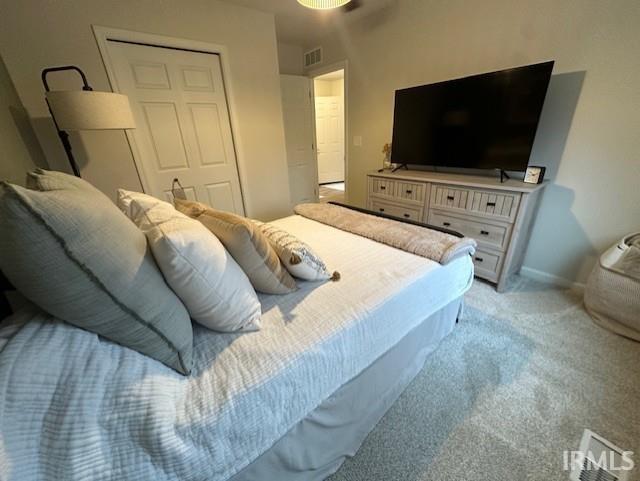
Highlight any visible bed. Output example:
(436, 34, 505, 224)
(0, 214, 473, 481)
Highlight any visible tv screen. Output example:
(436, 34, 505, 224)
(390, 61, 554, 172)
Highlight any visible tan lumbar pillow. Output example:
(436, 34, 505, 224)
(174, 199, 297, 295)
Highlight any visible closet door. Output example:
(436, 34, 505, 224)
(107, 41, 244, 214)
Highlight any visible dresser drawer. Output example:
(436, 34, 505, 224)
(428, 210, 511, 251)
(369, 177, 396, 198)
(370, 199, 422, 222)
(431, 185, 470, 211)
(472, 249, 502, 282)
(394, 180, 426, 202)
(431, 184, 520, 222)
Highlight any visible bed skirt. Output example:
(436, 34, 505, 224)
(230, 297, 463, 481)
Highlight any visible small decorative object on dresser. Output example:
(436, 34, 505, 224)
(366, 170, 547, 291)
(524, 166, 546, 184)
(382, 143, 392, 169)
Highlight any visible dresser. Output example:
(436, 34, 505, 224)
(366, 170, 547, 292)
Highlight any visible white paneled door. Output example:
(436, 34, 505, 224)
(106, 41, 244, 214)
(280, 75, 318, 207)
(315, 96, 344, 184)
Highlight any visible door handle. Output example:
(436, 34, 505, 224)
(380, 186, 386, 190)
(480, 230, 489, 235)
(171, 178, 186, 200)
(486, 202, 496, 207)
(443, 222, 451, 227)
(379, 208, 385, 212)
(403, 213, 410, 218)
(405, 189, 412, 194)
(447, 195, 455, 201)
(475, 257, 484, 262)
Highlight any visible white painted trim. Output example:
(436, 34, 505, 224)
(307, 60, 347, 79)
(308, 60, 349, 200)
(520, 266, 585, 290)
(91, 25, 247, 214)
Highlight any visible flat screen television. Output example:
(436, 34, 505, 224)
(390, 61, 554, 172)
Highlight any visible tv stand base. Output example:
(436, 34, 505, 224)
(499, 169, 511, 183)
(391, 163, 409, 173)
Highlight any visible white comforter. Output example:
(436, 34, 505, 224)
(0, 216, 473, 480)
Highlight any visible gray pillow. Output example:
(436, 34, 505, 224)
(0, 170, 193, 375)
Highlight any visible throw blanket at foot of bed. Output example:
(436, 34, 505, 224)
(294, 203, 476, 264)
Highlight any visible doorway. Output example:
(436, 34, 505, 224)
(313, 68, 345, 203)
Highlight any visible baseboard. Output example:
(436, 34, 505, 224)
(520, 266, 585, 290)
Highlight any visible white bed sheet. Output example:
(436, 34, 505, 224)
(0, 215, 473, 481)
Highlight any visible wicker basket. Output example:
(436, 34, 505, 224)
(584, 233, 640, 342)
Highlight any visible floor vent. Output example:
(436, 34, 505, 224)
(304, 47, 323, 68)
(570, 430, 632, 481)
(578, 457, 618, 481)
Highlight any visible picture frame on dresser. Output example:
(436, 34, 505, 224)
(366, 170, 547, 292)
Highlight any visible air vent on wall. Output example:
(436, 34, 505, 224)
(569, 430, 633, 481)
(304, 47, 323, 68)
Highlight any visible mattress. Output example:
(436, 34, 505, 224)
(0, 215, 473, 481)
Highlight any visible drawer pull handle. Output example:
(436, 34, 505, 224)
(475, 257, 484, 262)
(380, 186, 386, 190)
(443, 222, 451, 227)
(379, 208, 385, 212)
(480, 230, 489, 235)
(403, 213, 410, 218)
(486, 202, 496, 207)
(447, 195, 455, 201)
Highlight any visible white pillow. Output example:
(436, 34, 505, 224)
(118, 190, 261, 332)
(252, 220, 339, 282)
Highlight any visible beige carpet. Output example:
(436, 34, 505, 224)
(329, 276, 640, 480)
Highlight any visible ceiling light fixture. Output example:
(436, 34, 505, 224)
(296, 0, 351, 10)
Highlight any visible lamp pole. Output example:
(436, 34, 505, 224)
(41, 66, 93, 177)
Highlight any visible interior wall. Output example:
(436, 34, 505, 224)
(310, 0, 640, 284)
(277, 42, 304, 75)
(0, 0, 291, 220)
(0, 54, 46, 185)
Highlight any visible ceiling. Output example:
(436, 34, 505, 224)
(222, 0, 395, 45)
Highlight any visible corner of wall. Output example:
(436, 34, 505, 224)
(277, 42, 304, 75)
(0, 54, 47, 185)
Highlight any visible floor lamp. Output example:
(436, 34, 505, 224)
(42, 65, 136, 177)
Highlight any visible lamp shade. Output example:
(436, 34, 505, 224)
(296, 0, 351, 9)
(45, 90, 136, 130)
